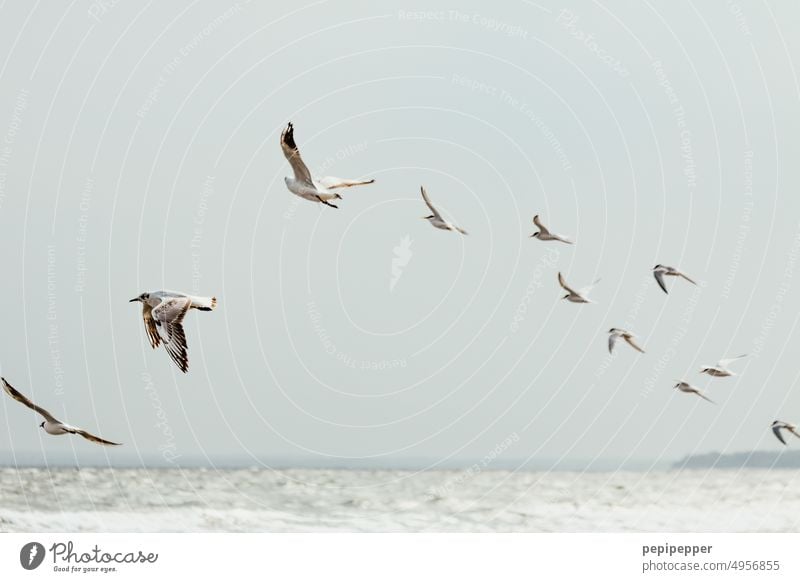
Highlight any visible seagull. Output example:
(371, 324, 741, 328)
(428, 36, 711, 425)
(420, 186, 468, 234)
(608, 328, 645, 354)
(652, 264, 697, 294)
(2, 378, 121, 446)
(700, 354, 747, 377)
(280, 122, 374, 209)
(557, 272, 598, 303)
(530, 215, 572, 244)
(673, 381, 715, 404)
(771, 420, 800, 445)
(130, 290, 217, 373)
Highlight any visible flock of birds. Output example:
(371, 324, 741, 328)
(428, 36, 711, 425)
(2, 122, 798, 451)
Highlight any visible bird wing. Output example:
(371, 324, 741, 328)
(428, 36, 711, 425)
(420, 186, 442, 220)
(608, 334, 618, 354)
(678, 271, 697, 285)
(624, 334, 646, 353)
(454, 225, 468, 235)
(773, 425, 787, 445)
(532, 215, 550, 235)
(141, 303, 161, 349)
(717, 354, 747, 367)
(578, 278, 600, 296)
(788, 426, 800, 440)
(1, 378, 59, 423)
(152, 297, 192, 373)
(557, 272, 577, 295)
(694, 390, 715, 404)
(71, 428, 121, 446)
(317, 176, 374, 189)
(653, 269, 668, 294)
(280, 122, 314, 187)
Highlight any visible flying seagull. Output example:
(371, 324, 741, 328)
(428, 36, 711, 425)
(673, 381, 714, 404)
(2, 378, 121, 446)
(608, 328, 645, 354)
(130, 290, 217, 373)
(771, 420, 800, 445)
(700, 354, 747, 377)
(420, 186, 468, 234)
(557, 272, 598, 303)
(530, 215, 572, 244)
(652, 264, 697, 294)
(280, 122, 374, 208)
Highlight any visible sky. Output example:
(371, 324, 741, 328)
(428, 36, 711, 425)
(0, 0, 799, 470)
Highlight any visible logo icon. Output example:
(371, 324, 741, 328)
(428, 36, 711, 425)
(390, 235, 414, 292)
(20, 542, 45, 570)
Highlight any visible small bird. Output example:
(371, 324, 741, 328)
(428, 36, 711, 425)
(280, 122, 374, 208)
(420, 186, 468, 234)
(771, 420, 800, 445)
(557, 272, 598, 303)
(700, 354, 747, 377)
(673, 381, 715, 404)
(652, 264, 697, 294)
(2, 378, 121, 446)
(130, 290, 217, 373)
(530, 215, 573, 244)
(608, 328, 645, 354)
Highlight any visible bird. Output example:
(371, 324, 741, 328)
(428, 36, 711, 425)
(420, 186, 468, 234)
(280, 122, 374, 209)
(673, 381, 715, 404)
(557, 272, 598, 303)
(771, 420, 800, 445)
(2, 378, 121, 446)
(130, 290, 217, 373)
(699, 354, 747, 377)
(652, 264, 697, 294)
(530, 215, 573, 244)
(608, 328, 645, 354)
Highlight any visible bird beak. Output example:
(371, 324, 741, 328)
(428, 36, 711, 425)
(129, 297, 139, 303)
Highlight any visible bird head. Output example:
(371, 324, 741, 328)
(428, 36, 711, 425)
(531, 232, 540, 238)
(421, 215, 434, 220)
(699, 367, 710, 374)
(772, 420, 780, 426)
(39, 421, 44, 429)
(129, 293, 149, 303)
(561, 294, 570, 301)
(608, 328, 618, 333)
(334, 194, 342, 200)
(652, 264, 662, 271)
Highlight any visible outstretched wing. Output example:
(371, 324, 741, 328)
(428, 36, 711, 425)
(454, 225, 469, 235)
(420, 186, 442, 220)
(653, 269, 668, 294)
(694, 390, 715, 404)
(608, 334, 618, 354)
(557, 272, 577, 295)
(717, 354, 747, 367)
(773, 425, 787, 445)
(624, 335, 646, 353)
(152, 297, 192, 373)
(1, 378, 59, 423)
(69, 427, 121, 446)
(532, 215, 550, 235)
(678, 271, 697, 285)
(280, 122, 314, 187)
(141, 303, 161, 349)
(317, 176, 374, 189)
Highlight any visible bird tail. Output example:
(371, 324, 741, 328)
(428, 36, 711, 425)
(190, 296, 217, 311)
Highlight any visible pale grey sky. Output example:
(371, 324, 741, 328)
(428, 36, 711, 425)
(0, 0, 799, 470)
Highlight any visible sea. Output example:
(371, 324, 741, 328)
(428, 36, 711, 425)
(1, 467, 799, 532)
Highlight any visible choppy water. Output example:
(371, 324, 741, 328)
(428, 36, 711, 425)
(1, 467, 799, 532)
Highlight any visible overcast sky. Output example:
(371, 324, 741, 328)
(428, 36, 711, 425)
(0, 0, 798, 470)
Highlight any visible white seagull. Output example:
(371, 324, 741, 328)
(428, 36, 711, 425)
(673, 381, 714, 404)
(700, 354, 747, 377)
(557, 272, 598, 303)
(420, 186, 468, 234)
(652, 264, 697, 294)
(530, 215, 572, 244)
(2, 378, 121, 446)
(130, 290, 217, 373)
(771, 420, 800, 445)
(608, 328, 645, 354)
(280, 122, 374, 208)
